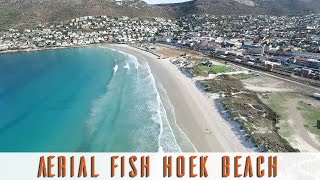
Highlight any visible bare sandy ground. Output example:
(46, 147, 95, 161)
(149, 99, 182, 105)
(285, 99, 320, 152)
(108, 44, 253, 152)
(153, 44, 201, 58)
(242, 75, 296, 93)
(240, 68, 320, 95)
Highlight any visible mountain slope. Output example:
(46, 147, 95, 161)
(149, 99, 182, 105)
(1, 0, 320, 30)
(156, 0, 320, 16)
(0, 0, 167, 30)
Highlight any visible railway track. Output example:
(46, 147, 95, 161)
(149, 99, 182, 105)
(212, 55, 320, 89)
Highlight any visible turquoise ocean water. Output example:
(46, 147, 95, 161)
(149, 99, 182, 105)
(0, 46, 194, 152)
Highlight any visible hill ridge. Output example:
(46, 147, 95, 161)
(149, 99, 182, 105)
(1, 0, 320, 30)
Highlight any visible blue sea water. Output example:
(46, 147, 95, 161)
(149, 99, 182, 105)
(0, 46, 194, 152)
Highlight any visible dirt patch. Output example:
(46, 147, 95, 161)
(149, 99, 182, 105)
(155, 47, 184, 57)
(242, 73, 320, 95)
(152, 44, 199, 58)
(242, 75, 295, 92)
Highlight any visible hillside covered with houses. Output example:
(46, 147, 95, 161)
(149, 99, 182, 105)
(1, 14, 320, 82)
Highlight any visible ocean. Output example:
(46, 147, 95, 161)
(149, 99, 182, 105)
(0, 46, 195, 152)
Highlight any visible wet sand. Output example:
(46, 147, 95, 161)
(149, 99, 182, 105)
(107, 44, 253, 152)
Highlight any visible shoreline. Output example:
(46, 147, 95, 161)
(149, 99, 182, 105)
(108, 44, 253, 152)
(2, 43, 253, 152)
(0, 44, 98, 55)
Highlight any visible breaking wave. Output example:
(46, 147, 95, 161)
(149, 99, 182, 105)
(123, 62, 129, 69)
(84, 46, 182, 152)
(113, 64, 118, 75)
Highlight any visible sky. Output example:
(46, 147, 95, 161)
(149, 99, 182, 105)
(143, 0, 191, 4)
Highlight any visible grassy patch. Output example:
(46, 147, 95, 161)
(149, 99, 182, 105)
(199, 65, 233, 74)
(199, 75, 244, 93)
(199, 75, 297, 152)
(264, 92, 301, 139)
(233, 73, 256, 80)
(297, 102, 320, 139)
(266, 92, 300, 119)
(193, 64, 233, 76)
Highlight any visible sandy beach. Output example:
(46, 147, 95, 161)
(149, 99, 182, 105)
(108, 44, 253, 152)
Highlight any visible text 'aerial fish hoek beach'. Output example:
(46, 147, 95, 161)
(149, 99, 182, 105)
(0, 0, 320, 179)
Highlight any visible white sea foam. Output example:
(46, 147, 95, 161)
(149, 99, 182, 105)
(143, 62, 182, 152)
(100, 46, 139, 70)
(157, 82, 198, 152)
(85, 47, 143, 150)
(113, 47, 182, 152)
(113, 64, 118, 75)
(115, 47, 181, 152)
(134, 60, 139, 70)
(89, 46, 181, 152)
(123, 62, 130, 69)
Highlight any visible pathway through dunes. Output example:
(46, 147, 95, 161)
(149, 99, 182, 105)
(285, 99, 320, 152)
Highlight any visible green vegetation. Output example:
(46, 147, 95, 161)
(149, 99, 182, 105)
(266, 92, 299, 119)
(200, 75, 297, 152)
(233, 73, 256, 80)
(192, 64, 233, 77)
(198, 65, 233, 74)
(264, 92, 301, 139)
(200, 75, 244, 93)
(297, 102, 320, 139)
(0, 7, 21, 31)
(264, 92, 320, 145)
